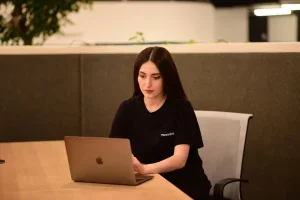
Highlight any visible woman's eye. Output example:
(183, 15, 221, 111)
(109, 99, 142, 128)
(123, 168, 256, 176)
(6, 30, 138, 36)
(139, 75, 145, 78)
(153, 76, 161, 80)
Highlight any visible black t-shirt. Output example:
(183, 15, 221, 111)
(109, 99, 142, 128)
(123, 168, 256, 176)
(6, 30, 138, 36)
(109, 97, 211, 199)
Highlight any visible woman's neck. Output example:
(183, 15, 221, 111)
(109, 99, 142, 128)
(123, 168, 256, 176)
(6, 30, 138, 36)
(143, 95, 166, 113)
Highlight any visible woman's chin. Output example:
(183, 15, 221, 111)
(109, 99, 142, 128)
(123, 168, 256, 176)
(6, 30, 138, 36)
(142, 93, 156, 99)
(143, 94, 154, 99)
(143, 93, 165, 100)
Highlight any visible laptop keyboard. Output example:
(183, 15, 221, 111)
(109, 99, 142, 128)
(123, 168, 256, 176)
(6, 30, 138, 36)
(135, 175, 147, 181)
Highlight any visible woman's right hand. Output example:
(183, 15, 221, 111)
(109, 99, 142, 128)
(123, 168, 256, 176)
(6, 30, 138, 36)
(132, 155, 146, 175)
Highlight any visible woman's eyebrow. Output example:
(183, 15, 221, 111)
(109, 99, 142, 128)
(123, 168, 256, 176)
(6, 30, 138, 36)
(139, 71, 161, 76)
(152, 73, 161, 76)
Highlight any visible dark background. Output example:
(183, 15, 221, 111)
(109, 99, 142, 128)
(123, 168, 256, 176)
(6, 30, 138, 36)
(211, 0, 279, 7)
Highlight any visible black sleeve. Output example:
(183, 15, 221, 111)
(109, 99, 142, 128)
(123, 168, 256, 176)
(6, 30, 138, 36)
(174, 100, 204, 149)
(109, 100, 131, 139)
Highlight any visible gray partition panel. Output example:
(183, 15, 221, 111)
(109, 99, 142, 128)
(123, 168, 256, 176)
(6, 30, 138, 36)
(0, 55, 81, 142)
(172, 53, 300, 200)
(81, 54, 136, 137)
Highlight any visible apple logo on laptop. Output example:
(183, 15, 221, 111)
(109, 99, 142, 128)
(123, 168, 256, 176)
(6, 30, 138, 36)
(96, 156, 103, 165)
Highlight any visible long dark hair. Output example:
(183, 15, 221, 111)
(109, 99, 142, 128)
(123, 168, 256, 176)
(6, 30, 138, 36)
(132, 46, 187, 100)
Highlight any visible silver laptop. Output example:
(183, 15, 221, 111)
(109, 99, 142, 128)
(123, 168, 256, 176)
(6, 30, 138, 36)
(64, 136, 153, 186)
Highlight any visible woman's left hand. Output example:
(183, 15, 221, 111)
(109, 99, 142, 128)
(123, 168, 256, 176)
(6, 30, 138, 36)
(132, 156, 146, 175)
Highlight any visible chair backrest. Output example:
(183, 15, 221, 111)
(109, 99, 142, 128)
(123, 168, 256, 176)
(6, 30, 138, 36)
(194, 110, 253, 200)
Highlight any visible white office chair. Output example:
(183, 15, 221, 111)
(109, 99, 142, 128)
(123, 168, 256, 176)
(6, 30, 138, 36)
(194, 110, 253, 200)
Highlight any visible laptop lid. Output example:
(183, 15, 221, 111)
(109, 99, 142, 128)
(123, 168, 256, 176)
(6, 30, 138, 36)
(64, 136, 152, 186)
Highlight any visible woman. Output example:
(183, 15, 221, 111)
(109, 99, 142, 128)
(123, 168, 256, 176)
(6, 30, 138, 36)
(109, 46, 211, 200)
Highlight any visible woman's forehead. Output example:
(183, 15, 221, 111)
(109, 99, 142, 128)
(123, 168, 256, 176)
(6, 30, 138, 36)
(139, 61, 160, 74)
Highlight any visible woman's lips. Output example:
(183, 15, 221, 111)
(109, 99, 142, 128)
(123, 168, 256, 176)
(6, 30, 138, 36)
(144, 90, 154, 94)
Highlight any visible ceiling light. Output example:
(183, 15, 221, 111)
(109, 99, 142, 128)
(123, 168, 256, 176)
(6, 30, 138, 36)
(254, 8, 292, 16)
(281, 4, 300, 10)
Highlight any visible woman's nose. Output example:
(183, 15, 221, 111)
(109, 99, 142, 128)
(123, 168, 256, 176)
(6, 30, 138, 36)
(145, 78, 152, 87)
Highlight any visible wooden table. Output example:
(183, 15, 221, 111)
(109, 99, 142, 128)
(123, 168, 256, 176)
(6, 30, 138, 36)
(0, 141, 191, 200)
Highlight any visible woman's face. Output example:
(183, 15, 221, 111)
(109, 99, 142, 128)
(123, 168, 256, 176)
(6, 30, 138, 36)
(138, 61, 164, 100)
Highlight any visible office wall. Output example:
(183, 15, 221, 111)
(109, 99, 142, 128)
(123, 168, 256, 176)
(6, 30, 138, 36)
(44, 2, 250, 44)
(44, 2, 215, 45)
(2, 1, 299, 45)
(216, 7, 299, 43)
(268, 15, 298, 42)
(215, 7, 248, 42)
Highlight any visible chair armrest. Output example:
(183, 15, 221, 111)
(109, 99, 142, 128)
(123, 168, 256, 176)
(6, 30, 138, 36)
(213, 178, 249, 200)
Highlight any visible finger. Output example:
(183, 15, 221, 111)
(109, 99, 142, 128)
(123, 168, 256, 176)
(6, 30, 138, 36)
(133, 163, 141, 174)
(132, 156, 139, 163)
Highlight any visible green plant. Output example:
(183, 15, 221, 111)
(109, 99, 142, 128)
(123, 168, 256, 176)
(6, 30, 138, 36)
(0, 0, 93, 45)
(188, 39, 196, 44)
(129, 31, 145, 44)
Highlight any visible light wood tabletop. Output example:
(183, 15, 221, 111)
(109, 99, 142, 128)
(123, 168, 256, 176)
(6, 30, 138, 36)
(0, 140, 191, 200)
